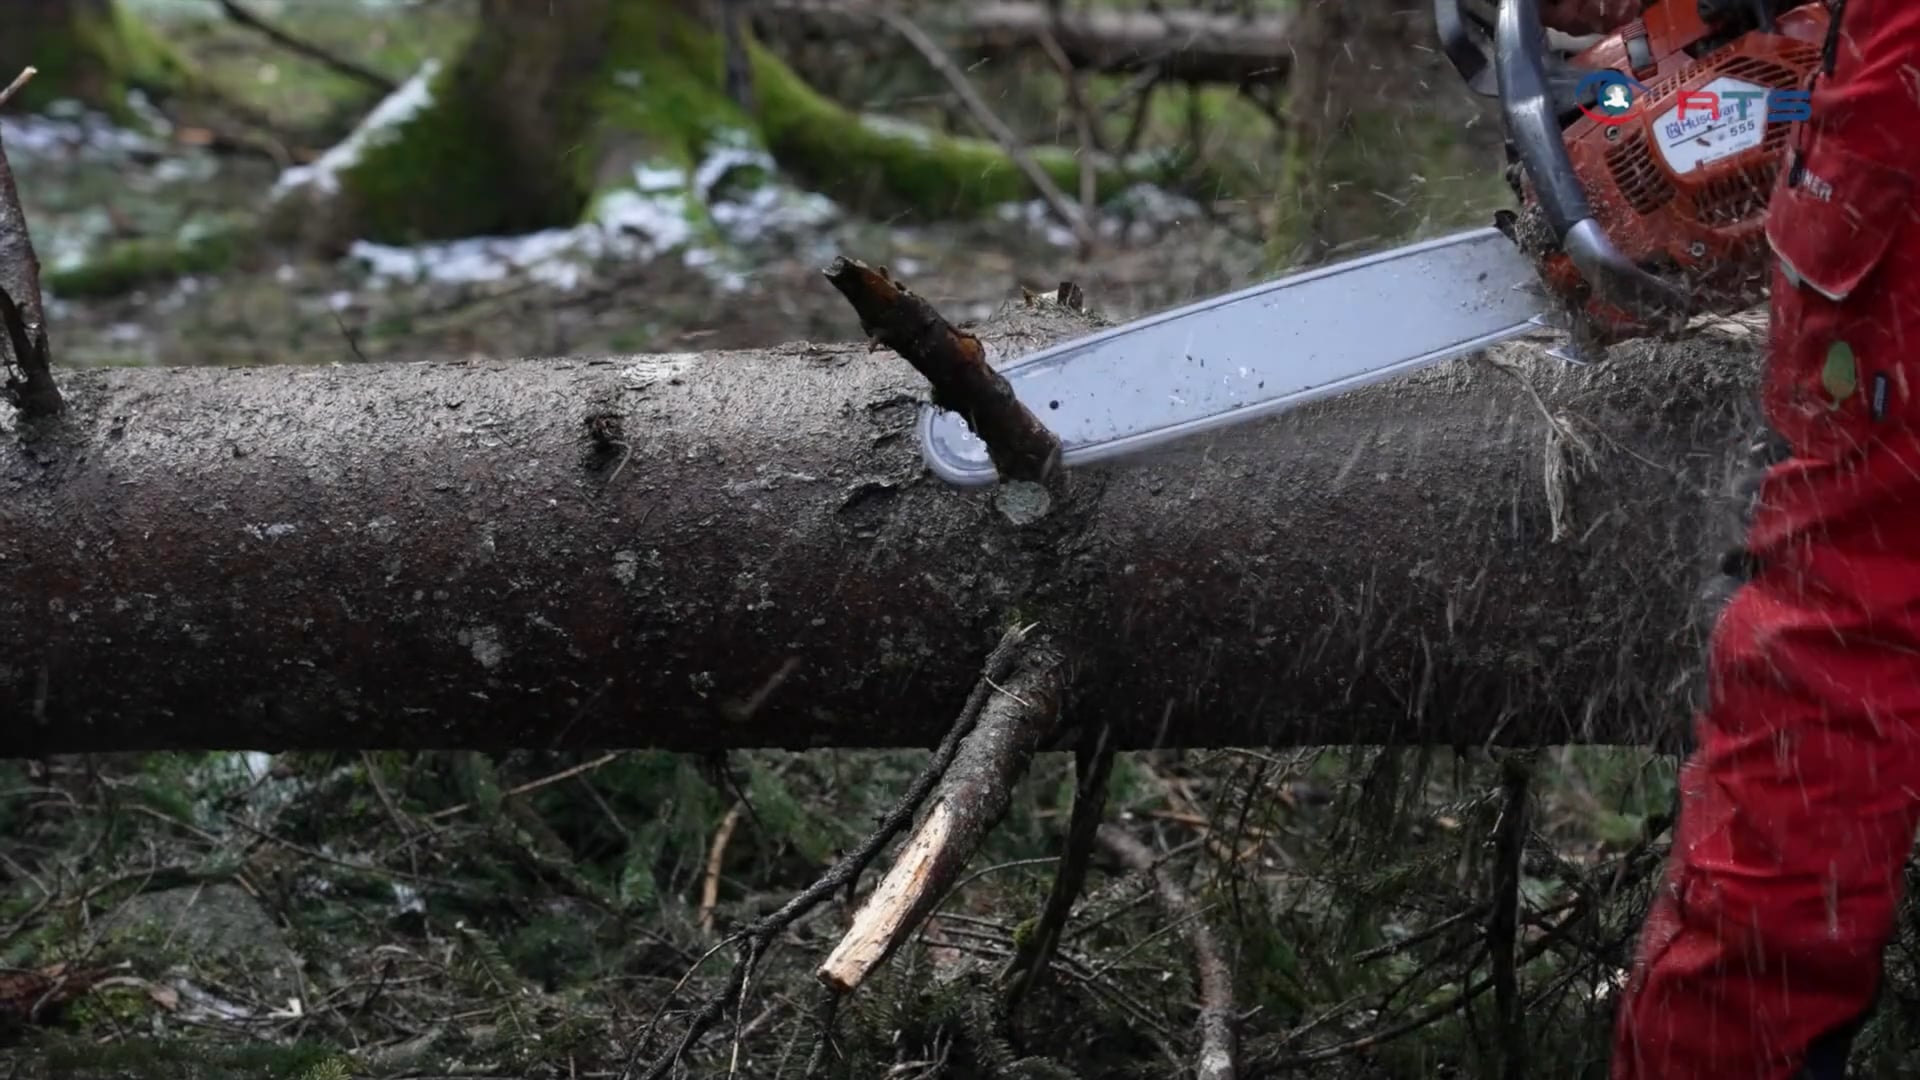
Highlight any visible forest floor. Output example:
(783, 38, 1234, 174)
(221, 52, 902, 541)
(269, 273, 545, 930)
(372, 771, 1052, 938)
(8, 3, 1914, 1080)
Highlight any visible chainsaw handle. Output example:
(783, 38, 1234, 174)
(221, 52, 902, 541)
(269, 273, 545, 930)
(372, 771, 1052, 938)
(1494, 0, 1693, 323)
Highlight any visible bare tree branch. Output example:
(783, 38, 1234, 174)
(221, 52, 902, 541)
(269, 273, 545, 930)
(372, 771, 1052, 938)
(1098, 824, 1239, 1080)
(213, 0, 399, 93)
(759, 0, 1297, 85)
(830, 1, 1098, 250)
(0, 69, 63, 421)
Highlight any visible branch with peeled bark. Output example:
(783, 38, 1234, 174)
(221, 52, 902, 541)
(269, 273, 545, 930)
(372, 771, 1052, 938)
(1, 257, 1766, 755)
(816, 634, 1063, 993)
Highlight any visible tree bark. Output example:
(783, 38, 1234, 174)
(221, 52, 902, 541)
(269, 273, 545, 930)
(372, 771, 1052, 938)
(0, 301, 1765, 757)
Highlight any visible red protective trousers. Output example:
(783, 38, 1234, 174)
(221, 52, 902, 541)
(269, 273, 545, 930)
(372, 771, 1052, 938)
(1611, 3, 1920, 1078)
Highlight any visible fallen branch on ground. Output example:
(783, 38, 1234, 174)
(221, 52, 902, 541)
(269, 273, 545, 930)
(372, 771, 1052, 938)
(1003, 720, 1116, 1011)
(759, 0, 1297, 86)
(1098, 824, 1240, 1080)
(816, 634, 1064, 994)
(623, 625, 1048, 1079)
(213, 0, 399, 93)
(838, 2, 1096, 251)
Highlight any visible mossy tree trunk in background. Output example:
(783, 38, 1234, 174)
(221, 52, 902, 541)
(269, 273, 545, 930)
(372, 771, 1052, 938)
(317, 0, 617, 245)
(286, 0, 1155, 250)
(0, 0, 181, 114)
(1270, 0, 1511, 269)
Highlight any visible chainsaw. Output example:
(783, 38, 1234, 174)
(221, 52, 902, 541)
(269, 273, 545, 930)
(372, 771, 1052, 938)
(918, 0, 1831, 487)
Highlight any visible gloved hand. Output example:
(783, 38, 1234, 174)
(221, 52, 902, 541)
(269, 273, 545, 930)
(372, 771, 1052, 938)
(1540, 0, 1643, 34)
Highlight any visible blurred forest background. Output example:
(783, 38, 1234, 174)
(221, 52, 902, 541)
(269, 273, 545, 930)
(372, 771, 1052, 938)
(2, 1, 1916, 1078)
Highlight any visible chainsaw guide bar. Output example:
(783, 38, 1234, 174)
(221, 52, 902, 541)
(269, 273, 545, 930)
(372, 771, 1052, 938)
(917, 226, 1555, 488)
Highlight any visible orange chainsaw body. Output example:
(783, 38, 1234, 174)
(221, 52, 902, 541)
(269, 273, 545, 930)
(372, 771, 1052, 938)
(1532, 2, 1831, 337)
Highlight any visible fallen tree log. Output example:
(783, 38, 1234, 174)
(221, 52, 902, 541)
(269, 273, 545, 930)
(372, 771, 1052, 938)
(758, 0, 1296, 85)
(1, 281, 1766, 756)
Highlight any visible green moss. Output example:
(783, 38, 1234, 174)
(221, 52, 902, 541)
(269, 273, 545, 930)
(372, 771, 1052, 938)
(45, 217, 245, 299)
(339, 64, 544, 244)
(11, 1, 187, 120)
(748, 40, 1134, 217)
(83, 0, 187, 95)
(63, 985, 154, 1028)
(321, 0, 1188, 245)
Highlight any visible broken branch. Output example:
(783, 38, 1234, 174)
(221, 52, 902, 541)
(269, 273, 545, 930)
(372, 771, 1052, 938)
(625, 625, 1048, 1078)
(824, 256, 1062, 484)
(758, 1, 1297, 86)
(1003, 719, 1116, 1011)
(0, 75, 63, 421)
(0, 67, 36, 110)
(213, 0, 399, 93)
(855, 2, 1096, 251)
(1098, 825, 1240, 1080)
(816, 635, 1065, 993)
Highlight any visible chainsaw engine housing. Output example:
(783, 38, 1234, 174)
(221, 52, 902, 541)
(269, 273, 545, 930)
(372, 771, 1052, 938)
(1534, 2, 1830, 336)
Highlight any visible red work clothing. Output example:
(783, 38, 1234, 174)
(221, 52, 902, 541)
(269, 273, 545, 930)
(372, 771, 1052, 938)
(1611, 2, 1920, 1079)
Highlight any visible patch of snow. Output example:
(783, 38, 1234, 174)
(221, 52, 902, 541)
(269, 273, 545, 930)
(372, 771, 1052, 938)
(150, 155, 216, 184)
(633, 164, 683, 193)
(272, 59, 441, 198)
(594, 185, 696, 252)
(340, 141, 836, 296)
(994, 182, 1205, 249)
(0, 109, 161, 162)
(996, 200, 1079, 249)
(391, 882, 426, 915)
(125, 88, 172, 137)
